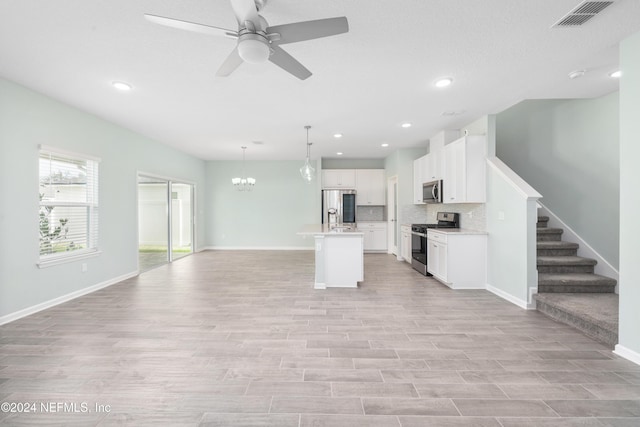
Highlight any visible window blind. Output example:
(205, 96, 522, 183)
(38, 147, 99, 261)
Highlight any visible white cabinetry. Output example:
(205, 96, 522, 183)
(427, 230, 486, 289)
(400, 225, 411, 263)
(443, 135, 486, 203)
(359, 222, 387, 252)
(413, 155, 427, 204)
(423, 150, 443, 182)
(356, 169, 385, 205)
(322, 169, 356, 189)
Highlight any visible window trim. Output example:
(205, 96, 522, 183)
(38, 145, 101, 267)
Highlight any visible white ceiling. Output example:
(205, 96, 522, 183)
(1, 0, 639, 160)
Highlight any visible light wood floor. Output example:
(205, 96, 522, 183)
(1, 251, 639, 426)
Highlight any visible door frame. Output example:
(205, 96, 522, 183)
(136, 172, 196, 271)
(387, 175, 398, 257)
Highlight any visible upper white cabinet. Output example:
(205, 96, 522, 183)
(423, 150, 443, 182)
(413, 155, 427, 204)
(322, 169, 356, 189)
(443, 135, 486, 204)
(356, 169, 386, 205)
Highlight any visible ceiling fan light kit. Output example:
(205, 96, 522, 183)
(145, 0, 349, 80)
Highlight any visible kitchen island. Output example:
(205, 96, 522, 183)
(298, 224, 364, 289)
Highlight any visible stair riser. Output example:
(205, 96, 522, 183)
(535, 300, 617, 347)
(538, 284, 616, 293)
(537, 248, 578, 257)
(537, 265, 594, 274)
(537, 222, 549, 229)
(537, 233, 563, 242)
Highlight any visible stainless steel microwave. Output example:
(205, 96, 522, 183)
(422, 180, 443, 203)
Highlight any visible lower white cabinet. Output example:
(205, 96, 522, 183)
(400, 225, 411, 263)
(358, 222, 387, 252)
(427, 230, 486, 289)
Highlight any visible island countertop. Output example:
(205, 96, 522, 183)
(297, 224, 364, 236)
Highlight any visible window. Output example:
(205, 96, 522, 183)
(38, 145, 100, 266)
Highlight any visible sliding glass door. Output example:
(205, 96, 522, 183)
(138, 175, 193, 271)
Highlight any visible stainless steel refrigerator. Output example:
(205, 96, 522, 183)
(321, 189, 357, 225)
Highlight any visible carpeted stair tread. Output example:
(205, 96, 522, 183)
(537, 227, 563, 234)
(537, 256, 597, 266)
(537, 216, 550, 228)
(538, 273, 617, 293)
(534, 293, 618, 347)
(537, 241, 579, 250)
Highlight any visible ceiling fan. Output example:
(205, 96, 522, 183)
(145, 0, 349, 80)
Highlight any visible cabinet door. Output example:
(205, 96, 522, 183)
(323, 170, 356, 188)
(427, 241, 439, 276)
(356, 169, 385, 205)
(401, 231, 410, 262)
(428, 149, 443, 181)
(443, 139, 464, 203)
(371, 228, 387, 251)
(437, 242, 448, 282)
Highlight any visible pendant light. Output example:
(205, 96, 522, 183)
(231, 146, 256, 191)
(300, 125, 315, 182)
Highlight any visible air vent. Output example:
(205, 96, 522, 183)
(552, 1, 614, 27)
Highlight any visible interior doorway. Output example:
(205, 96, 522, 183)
(137, 174, 194, 271)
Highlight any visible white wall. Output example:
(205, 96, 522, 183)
(496, 94, 620, 269)
(0, 78, 207, 320)
(616, 31, 640, 363)
(205, 160, 320, 249)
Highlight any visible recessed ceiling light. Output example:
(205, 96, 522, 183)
(333, 133, 343, 139)
(434, 77, 453, 88)
(381, 143, 389, 147)
(112, 81, 132, 91)
(401, 123, 412, 128)
(336, 152, 343, 156)
(568, 69, 586, 79)
(609, 70, 622, 78)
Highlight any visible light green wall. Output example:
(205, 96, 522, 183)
(322, 158, 385, 169)
(496, 93, 620, 268)
(618, 31, 640, 358)
(0, 78, 207, 318)
(205, 160, 319, 248)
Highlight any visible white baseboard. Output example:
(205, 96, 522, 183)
(201, 246, 314, 251)
(537, 202, 619, 286)
(0, 271, 138, 326)
(614, 344, 640, 366)
(486, 284, 536, 310)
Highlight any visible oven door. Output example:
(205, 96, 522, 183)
(410, 231, 428, 275)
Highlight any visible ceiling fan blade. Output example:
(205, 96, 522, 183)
(145, 14, 237, 38)
(229, 0, 260, 27)
(267, 17, 348, 45)
(268, 46, 312, 80)
(216, 47, 244, 77)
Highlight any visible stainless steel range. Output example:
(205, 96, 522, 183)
(411, 212, 460, 275)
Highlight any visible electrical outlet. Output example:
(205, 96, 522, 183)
(498, 211, 505, 220)
(81, 263, 87, 273)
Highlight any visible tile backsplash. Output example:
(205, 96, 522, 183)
(399, 203, 486, 231)
(357, 206, 386, 221)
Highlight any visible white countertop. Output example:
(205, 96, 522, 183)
(298, 224, 364, 236)
(427, 228, 487, 235)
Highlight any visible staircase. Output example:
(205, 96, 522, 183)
(533, 216, 618, 347)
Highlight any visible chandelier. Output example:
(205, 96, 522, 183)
(300, 125, 315, 182)
(232, 146, 256, 191)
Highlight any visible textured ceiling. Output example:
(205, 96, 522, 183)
(1, 0, 639, 160)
